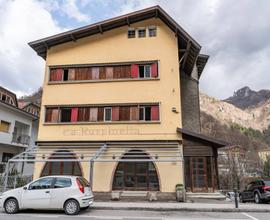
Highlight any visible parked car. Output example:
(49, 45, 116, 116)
(239, 179, 270, 204)
(0, 176, 94, 215)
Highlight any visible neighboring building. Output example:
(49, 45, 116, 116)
(29, 6, 227, 199)
(0, 86, 39, 175)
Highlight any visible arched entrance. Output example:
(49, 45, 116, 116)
(40, 150, 82, 177)
(112, 150, 159, 191)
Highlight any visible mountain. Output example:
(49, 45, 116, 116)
(224, 86, 270, 109)
(200, 91, 270, 149)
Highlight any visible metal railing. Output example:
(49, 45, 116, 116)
(12, 133, 30, 146)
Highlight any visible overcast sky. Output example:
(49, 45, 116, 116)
(0, 0, 269, 99)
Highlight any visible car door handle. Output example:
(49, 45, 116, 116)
(45, 191, 50, 193)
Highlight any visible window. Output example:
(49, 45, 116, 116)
(138, 28, 146, 38)
(148, 26, 157, 37)
(29, 177, 54, 190)
(63, 69, 69, 81)
(104, 107, 112, 121)
(2, 153, 13, 162)
(60, 108, 72, 122)
(0, 120, 10, 133)
(139, 65, 151, 78)
(139, 106, 151, 121)
(45, 108, 59, 123)
(1, 94, 6, 102)
(128, 28, 135, 38)
(54, 178, 72, 188)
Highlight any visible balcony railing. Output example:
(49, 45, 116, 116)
(12, 133, 30, 146)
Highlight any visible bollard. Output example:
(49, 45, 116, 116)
(234, 188, 239, 208)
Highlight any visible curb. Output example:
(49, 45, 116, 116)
(92, 206, 270, 213)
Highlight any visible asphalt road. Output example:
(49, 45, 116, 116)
(0, 210, 269, 220)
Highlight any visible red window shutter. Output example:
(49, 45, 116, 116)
(151, 63, 158, 77)
(131, 64, 138, 78)
(112, 107, 119, 121)
(56, 69, 63, 81)
(71, 108, 78, 122)
(151, 105, 159, 121)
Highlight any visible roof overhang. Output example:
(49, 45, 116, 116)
(29, 5, 203, 75)
(0, 100, 38, 120)
(177, 127, 228, 148)
(196, 54, 209, 79)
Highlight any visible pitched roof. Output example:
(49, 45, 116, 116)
(0, 100, 38, 120)
(0, 86, 18, 107)
(177, 127, 228, 148)
(29, 5, 207, 76)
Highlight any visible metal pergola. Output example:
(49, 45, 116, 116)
(3, 142, 182, 191)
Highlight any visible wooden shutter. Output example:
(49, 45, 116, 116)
(92, 67, 99, 80)
(112, 107, 119, 121)
(56, 69, 63, 81)
(119, 106, 130, 121)
(123, 65, 131, 78)
(50, 69, 57, 81)
(77, 108, 84, 121)
(151, 63, 158, 77)
(51, 109, 59, 123)
(130, 106, 139, 120)
(45, 108, 53, 122)
(68, 69, 75, 80)
(85, 68, 92, 80)
(151, 105, 159, 121)
(113, 66, 121, 79)
(97, 107, 104, 121)
(71, 108, 78, 122)
(131, 64, 138, 78)
(99, 67, 106, 79)
(106, 67, 113, 79)
(89, 108, 98, 122)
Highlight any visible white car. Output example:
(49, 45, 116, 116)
(0, 175, 94, 215)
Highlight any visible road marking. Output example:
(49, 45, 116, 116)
(241, 212, 259, 220)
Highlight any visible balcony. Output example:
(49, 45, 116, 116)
(11, 121, 30, 146)
(12, 133, 30, 146)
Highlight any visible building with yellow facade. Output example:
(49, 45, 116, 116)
(27, 6, 227, 200)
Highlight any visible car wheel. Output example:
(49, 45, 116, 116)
(4, 198, 19, 214)
(254, 193, 261, 204)
(64, 199, 80, 215)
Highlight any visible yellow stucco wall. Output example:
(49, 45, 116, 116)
(38, 18, 182, 142)
(34, 18, 184, 193)
(33, 145, 183, 193)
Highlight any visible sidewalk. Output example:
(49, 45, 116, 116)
(92, 201, 270, 212)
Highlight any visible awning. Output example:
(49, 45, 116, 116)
(8, 142, 183, 163)
(177, 127, 228, 148)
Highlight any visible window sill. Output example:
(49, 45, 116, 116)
(47, 77, 160, 85)
(43, 121, 161, 126)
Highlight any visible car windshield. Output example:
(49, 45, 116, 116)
(263, 181, 270, 186)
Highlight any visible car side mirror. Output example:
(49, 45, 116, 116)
(23, 186, 27, 190)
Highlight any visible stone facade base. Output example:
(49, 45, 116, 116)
(94, 191, 176, 202)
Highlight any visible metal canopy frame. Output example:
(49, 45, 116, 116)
(3, 143, 182, 191)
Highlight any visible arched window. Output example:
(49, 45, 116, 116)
(112, 150, 159, 191)
(40, 150, 82, 177)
